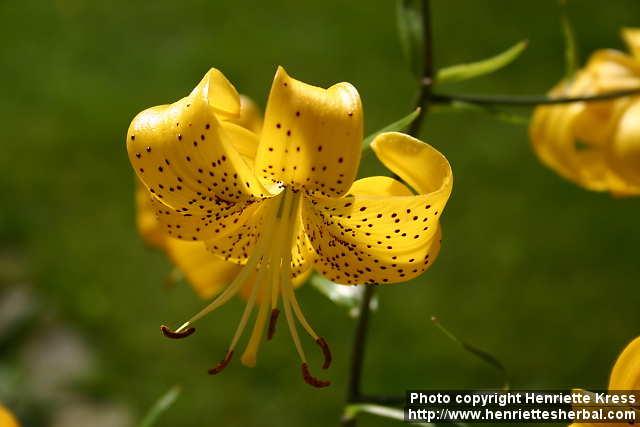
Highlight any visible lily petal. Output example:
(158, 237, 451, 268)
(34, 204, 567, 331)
(255, 66, 363, 198)
(370, 132, 452, 197)
(190, 67, 241, 118)
(127, 68, 272, 216)
(149, 190, 260, 243)
(608, 336, 640, 390)
(135, 179, 166, 249)
(622, 28, 640, 60)
(585, 49, 640, 91)
(234, 95, 264, 134)
(0, 405, 20, 427)
(303, 133, 452, 285)
(611, 99, 640, 186)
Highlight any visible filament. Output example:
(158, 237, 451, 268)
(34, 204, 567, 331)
(240, 263, 272, 366)
(171, 195, 281, 333)
(228, 267, 261, 352)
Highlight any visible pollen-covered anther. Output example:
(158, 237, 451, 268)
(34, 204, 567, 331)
(208, 350, 234, 375)
(160, 324, 195, 339)
(301, 363, 331, 388)
(267, 308, 280, 340)
(315, 337, 332, 369)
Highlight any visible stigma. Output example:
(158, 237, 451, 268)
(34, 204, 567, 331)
(160, 189, 332, 388)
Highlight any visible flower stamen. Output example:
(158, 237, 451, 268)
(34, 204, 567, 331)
(301, 363, 331, 388)
(277, 191, 332, 385)
(267, 308, 280, 340)
(208, 350, 234, 375)
(227, 266, 261, 354)
(240, 264, 272, 366)
(315, 337, 332, 370)
(160, 325, 195, 339)
(161, 197, 281, 337)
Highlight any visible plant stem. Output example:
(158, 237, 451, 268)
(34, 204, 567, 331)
(431, 87, 640, 107)
(408, 0, 434, 137)
(345, 286, 376, 403)
(341, 1, 434, 425)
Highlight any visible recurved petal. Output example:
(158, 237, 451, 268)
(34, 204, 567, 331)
(610, 99, 640, 189)
(0, 405, 20, 427)
(127, 68, 272, 217)
(370, 132, 452, 197)
(622, 28, 640, 60)
(164, 238, 242, 299)
(304, 156, 449, 285)
(189, 67, 241, 118)
(608, 336, 640, 390)
(255, 66, 363, 197)
(530, 94, 594, 187)
(230, 95, 263, 134)
(585, 50, 640, 91)
(135, 180, 166, 249)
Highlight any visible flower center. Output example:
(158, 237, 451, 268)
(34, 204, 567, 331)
(161, 189, 331, 387)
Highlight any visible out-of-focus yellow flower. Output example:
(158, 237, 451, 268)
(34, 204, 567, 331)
(127, 67, 452, 386)
(571, 336, 640, 427)
(530, 28, 640, 196)
(608, 335, 640, 391)
(0, 405, 20, 427)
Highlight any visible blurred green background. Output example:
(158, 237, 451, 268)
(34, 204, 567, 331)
(1, 0, 640, 426)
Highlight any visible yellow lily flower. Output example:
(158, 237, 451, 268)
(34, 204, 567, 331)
(126, 66, 452, 387)
(530, 28, 640, 196)
(571, 336, 640, 427)
(0, 405, 20, 427)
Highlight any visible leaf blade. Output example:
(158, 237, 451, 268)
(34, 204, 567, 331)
(431, 316, 510, 389)
(559, 0, 578, 78)
(362, 108, 421, 151)
(436, 40, 528, 84)
(138, 385, 181, 427)
(396, 0, 425, 77)
(344, 403, 435, 427)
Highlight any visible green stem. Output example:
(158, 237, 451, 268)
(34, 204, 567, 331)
(341, 1, 434, 425)
(408, 0, 434, 137)
(431, 87, 640, 107)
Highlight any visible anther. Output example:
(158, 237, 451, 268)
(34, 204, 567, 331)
(315, 337, 332, 369)
(160, 325, 195, 339)
(208, 350, 234, 375)
(301, 363, 330, 388)
(267, 308, 280, 340)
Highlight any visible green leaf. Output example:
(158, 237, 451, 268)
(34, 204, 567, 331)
(396, 0, 424, 77)
(436, 40, 528, 84)
(559, 0, 578, 78)
(310, 274, 378, 317)
(138, 385, 181, 427)
(431, 101, 529, 126)
(344, 403, 434, 426)
(431, 316, 510, 390)
(362, 108, 421, 151)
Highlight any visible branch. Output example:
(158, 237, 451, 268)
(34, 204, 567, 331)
(431, 87, 640, 107)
